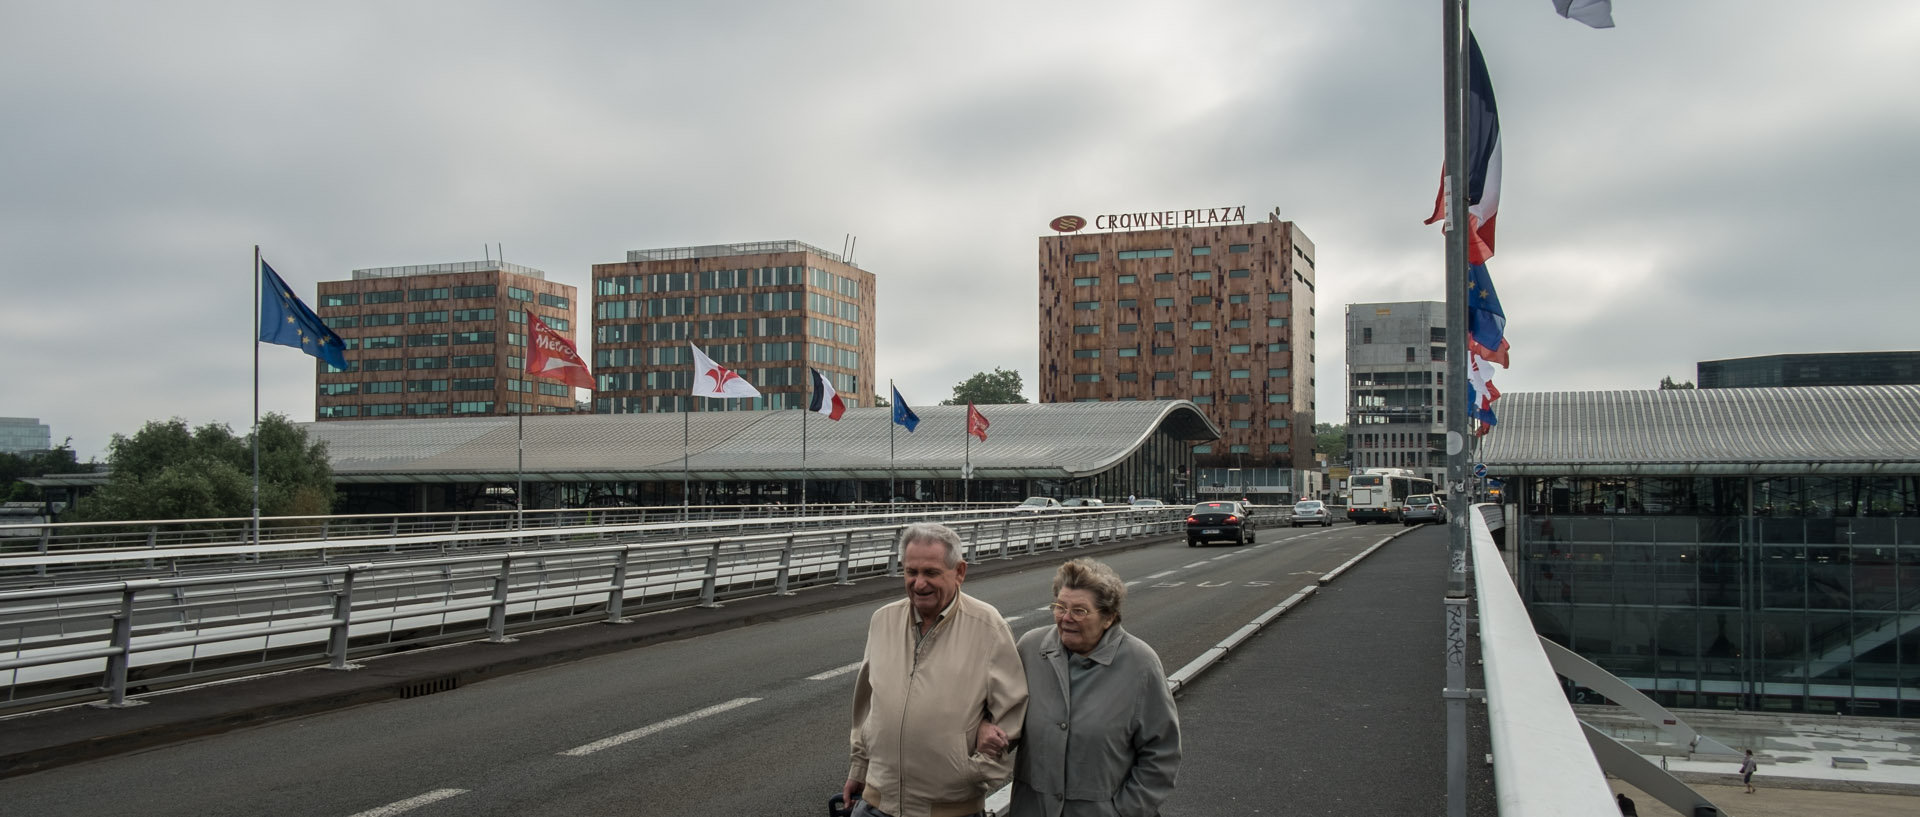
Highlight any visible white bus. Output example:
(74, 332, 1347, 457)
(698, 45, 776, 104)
(1346, 468, 1435, 524)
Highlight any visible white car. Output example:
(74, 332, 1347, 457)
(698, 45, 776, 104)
(1015, 497, 1063, 513)
(1129, 498, 1165, 507)
(1290, 500, 1334, 527)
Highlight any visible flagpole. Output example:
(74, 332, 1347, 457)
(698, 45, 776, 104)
(964, 410, 971, 506)
(251, 245, 262, 550)
(1441, 4, 1472, 817)
(682, 400, 691, 522)
(801, 392, 809, 516)
(516, 413, 525, 533)
(888, 379, 896, 504)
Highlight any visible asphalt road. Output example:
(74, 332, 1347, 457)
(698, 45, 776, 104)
(0, 521, 1419, 817)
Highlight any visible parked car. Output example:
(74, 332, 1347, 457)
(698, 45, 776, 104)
(1186, 501, 1256, 547)
(1129, 498, 1165, 507)
(1015, 496, 1063, 513)
(1403, 494, 1447, 525)
(1061, 498, 1106, 510)
(1290, 499, 1334, 527)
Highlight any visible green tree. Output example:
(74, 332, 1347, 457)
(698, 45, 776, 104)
(0, 441, 93, 503)
(1313, 422, 1348, 462)
(942, 367, 1029, 406)
(70, 414, 336, 522)
(1658, 376, 1697, 390)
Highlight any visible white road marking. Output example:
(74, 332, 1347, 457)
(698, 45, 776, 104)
(1123, 580, 1141, 587)
(1145, 570, 1176, 580)
(1182, 561, 1209, 569)
(346, 789, 468, 817)
(808, 662, 863, 681)
(559, 697, 761, 756)
(1210, 553, 1237, 561)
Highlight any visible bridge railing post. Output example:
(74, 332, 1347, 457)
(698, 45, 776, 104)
(606, 549, 630, 623)
(836, 532, 854, 586)
(101, 588, 139, 707)
(776, 535, 795, 596)
(487, 557, 516, 643)
(699, 543, 721, 608)
(328, 567, 360, 670)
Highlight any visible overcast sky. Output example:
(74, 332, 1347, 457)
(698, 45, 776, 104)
(3, 2, 1915, 460)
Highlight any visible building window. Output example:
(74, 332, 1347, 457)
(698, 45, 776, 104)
(322, 316, 358, 329)
(452, 401, 496, 415)
(1230, 445, 1251, 454)
(1073, 373, 1101, 383)
(1268, 343, 1288, 352)
(1154, 346, 1176, 356)
(1269, 317, 1288, 327)
(1406, 347, 1416, 363)
(1118, 323, 1138, 333)
(364, 290, 403, 304)
(1154, 322, 1174, 332)
(1269, 419, 1289, 428)
(1229, 244, 1251, 253)
(1117, 274, 1137, 284)
(1191, 271, 1212, 281)
(407, 403, 448, 416)
(1116, 372, 1138, 382)
(450, 354, 494, 368)
(452, 284, 496, 299)
(1117, 347, 1139, 357)
(1229, 344, 1251, 354)
(1229, 369, 1250, 379)
(363, 336, 402, 350)
(408, 287, 449, 302)
(1191, 247, 1211, 256)
(1073, 252, 1100, 262)
(1118, 299, 1137, 308)
(451, 377, 494, 391)
(410, 357, 447, 370)
(1228, 269, 1250, 279)
(1229, 419, 1251, 429)
(1191, 296, 1213, 306)
(407, 311, 447, 324)
(408, 334, 449, 347)
(1154, 372, 1176, 381)
(1073, 350, 1101, 358)
(1073, 301, 1100, 310)
(1192, 444, 1213, 453)
(1118, 248, 1174, 259)
(451, 308, 495, 322)
(1192, 346, 1212, 355)
(538, 293, 569, 309)
(1228, 294, 1249, 304)
(1073, 276, 1100, 286)
(1268, 444, 1290, 453)
(1269, 393, 1291, 403)
(1192, 395, 1213, 404)
(1268, 368, 1289, 377)
(1362, 327, 1373, 344)
(452, 331, 495, 345)
(1192, 371, 1212, 380)
(1192, 320, 1212, 330)
(321, 294, 358, 307)
(317, 405, 359, 418)
(366, 404, 403, 417)
(364, 380, 402, 394)
(1153, 273, 1175, 282)
(1154, 298, 1174, 307)
(1073, 325, 1101, 334)
(1268, 292, 1289, 302)
(364, 358, 403, 372)
(319, 383, 359, 396)
(1228, 394, 1251, 404)
(1432, 347, 1447, 361)
(1229, 319, 1249, 329)
(1430, 327, 1447, 343)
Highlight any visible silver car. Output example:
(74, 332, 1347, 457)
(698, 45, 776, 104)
(1290, 500, 1334, 527)
(1403, 494, 1448, 525)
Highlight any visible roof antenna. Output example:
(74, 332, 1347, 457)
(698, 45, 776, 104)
(485, 244, 491, 262)
(847, 236, 857, 265)
(841, 233, 851, 261)
(497, 243, 503, 265)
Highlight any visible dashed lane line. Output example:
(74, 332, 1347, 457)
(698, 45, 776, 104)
(558, 697, 761, 757)
(807, 662, 862, 681)
(345, 789, 469, 817)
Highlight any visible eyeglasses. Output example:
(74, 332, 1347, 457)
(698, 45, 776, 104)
(1048, 602, 1097, 620)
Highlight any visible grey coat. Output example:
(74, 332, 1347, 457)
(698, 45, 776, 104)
(1009, 624, 1181, 817)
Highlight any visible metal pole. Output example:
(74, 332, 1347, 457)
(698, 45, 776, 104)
(516, 413, 525, 533)
(252, 245, 261, 549)
(888, 379, 896, 503)
(1442, 4, 1472, 817)
(682, 402, 690, 522)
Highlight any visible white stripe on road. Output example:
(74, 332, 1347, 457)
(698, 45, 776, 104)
(1145, 570, 1175, 580)
(346, 789, 468, 817)
(559, 697, 761, 756)
(808, 662, 863, 681)
(1182, 561, 1209, 569)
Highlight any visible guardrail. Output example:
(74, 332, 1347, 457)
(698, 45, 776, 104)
(0, 507, 1198, 714)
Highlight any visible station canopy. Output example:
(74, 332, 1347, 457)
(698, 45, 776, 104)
(303, 401, 1222, 484)
(1477, 385, 1920, 476)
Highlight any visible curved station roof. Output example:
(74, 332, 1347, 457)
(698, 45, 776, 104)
(303, 401, 1222, 484)
(1478, 385, 1920, 476)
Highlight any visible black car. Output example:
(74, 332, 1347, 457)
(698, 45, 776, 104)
(1186, 501, 1256, 547)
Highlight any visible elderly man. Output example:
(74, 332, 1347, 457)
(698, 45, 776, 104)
(844, 523, 1028, 817)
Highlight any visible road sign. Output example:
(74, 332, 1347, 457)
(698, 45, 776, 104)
(1474, 463, 1487, 478)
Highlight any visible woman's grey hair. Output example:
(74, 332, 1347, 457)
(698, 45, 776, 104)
(1052, 557, 1125, 623)
(898, 523, 964, 568)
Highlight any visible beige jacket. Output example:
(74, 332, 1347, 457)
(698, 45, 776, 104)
(849, 592, 1029, 817)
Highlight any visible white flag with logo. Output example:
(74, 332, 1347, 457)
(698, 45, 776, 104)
(690, 343, 762, 399)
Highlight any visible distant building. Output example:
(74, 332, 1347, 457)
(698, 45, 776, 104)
(1036, 210, 1316, 501)
(315, 261, 582, 420)
(0, 417, 52, 454)
(1698, 351, 1920, 389)
(1345, 301, 1446, 487)
(590, 240, 876, 413)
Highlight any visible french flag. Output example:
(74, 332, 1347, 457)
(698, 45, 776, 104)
(1468, 351, 1501, 436)
(809, 367, 846, 420)
(1425, 32, 1501, 266)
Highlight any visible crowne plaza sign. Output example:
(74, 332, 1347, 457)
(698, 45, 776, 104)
(1051, 206, 1248, 233)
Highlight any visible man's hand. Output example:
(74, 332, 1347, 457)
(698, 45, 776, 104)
(975, 721, 1009, 759)
(842, 778, 865, 805)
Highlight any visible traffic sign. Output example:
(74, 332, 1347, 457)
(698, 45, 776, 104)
(1474, 463, 1487, 478)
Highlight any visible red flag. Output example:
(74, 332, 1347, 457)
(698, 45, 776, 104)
(525, 312, 595, 390)
(966, 403, 989, 442)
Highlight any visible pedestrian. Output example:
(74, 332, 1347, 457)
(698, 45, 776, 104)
(1008, 558, 1181, 816)
(1740, 749, 1758, 793)
(1614, 792, 1637, 815)
(844, 523, 1029, 817)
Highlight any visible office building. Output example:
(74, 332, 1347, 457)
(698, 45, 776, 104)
(590, 240, 875, 413)
(0, 417, 52, 454)
(1037, 210, 1315, 500)
(315, 261, 581, 420)
(1345, 301, 1447, 485)
(1698, 351, 1920, 389)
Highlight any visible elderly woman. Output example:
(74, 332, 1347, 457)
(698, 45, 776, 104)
(1007, 557, 1180, 816)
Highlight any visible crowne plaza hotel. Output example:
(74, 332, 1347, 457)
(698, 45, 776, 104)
(1038, 211, 1317, 498)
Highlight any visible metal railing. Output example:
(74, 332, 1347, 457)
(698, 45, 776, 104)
(0, 507, 1194, 714)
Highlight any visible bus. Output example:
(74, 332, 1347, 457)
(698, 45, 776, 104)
(1347, 468, 1435, 524)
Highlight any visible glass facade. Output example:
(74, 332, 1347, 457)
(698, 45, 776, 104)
(1514, 474, 1920, 717)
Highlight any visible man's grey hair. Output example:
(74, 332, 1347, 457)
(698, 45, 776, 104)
(898, 523, 964, 568)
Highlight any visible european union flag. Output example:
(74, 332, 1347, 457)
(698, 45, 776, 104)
(1466, 263, 1506, 355)
(890, 385, 920, 432)
(259, 260, 348, 370)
